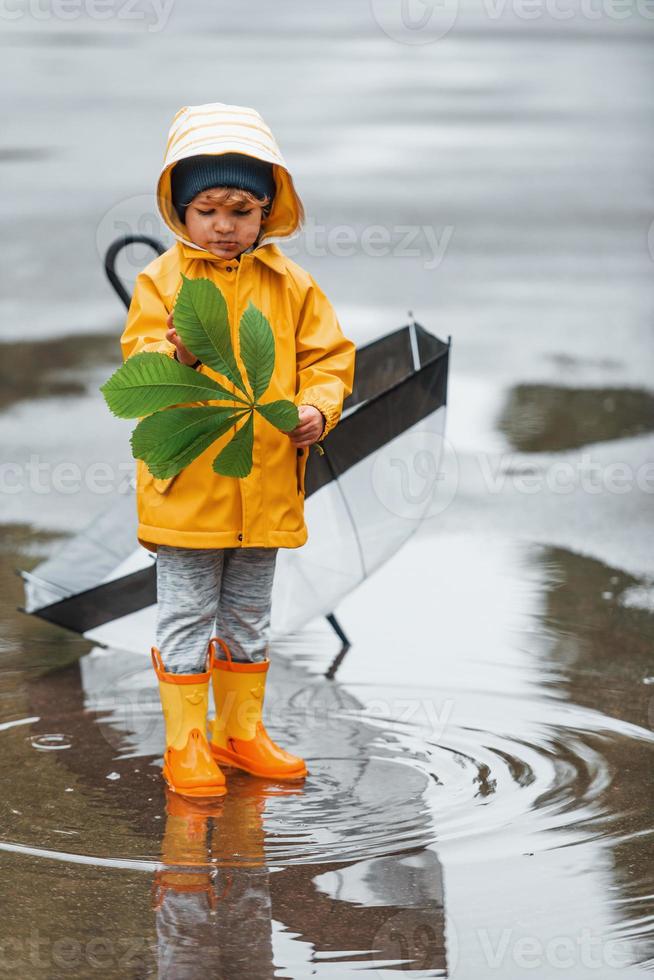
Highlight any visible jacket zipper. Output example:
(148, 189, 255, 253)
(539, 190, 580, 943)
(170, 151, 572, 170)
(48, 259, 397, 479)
(296, 448, 305, 496)
(234, 260, 245, 542)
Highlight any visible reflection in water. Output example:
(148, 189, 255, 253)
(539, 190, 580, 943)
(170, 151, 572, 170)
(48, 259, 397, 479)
(0, 148, 54, 162)
(0, 333, 116, 412)
(153, 788, 447, 978)
(535, 546, 654, 957)
(498, 384, 654, 452)
(152, 789, 274, 979)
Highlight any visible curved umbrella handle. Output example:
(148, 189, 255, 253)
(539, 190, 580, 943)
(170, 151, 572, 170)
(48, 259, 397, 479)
(104, 234, 166, 310)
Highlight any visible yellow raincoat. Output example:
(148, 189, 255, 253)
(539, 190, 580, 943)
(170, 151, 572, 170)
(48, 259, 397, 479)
(120, 102, 356, 553)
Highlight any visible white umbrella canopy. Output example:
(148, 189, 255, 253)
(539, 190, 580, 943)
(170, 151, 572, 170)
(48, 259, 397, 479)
(19, 237, 451, 664)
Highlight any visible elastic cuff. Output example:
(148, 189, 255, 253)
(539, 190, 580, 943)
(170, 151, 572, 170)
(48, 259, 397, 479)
(296, 396, 339, 441)
(173, 350, 202, 369)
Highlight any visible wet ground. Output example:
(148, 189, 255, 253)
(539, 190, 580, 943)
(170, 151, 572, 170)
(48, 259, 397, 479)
(1, 1, 654, 977)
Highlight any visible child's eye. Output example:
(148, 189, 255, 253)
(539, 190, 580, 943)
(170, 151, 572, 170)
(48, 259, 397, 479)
(235, 209, 252, 216)
(196, 209, 214, 216)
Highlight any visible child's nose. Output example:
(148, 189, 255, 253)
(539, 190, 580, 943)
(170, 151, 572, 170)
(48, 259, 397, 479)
(214, 218, 234, 233)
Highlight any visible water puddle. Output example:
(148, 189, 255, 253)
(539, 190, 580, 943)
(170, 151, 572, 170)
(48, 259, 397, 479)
(2, 461, 653, 977)
(498, 383, 654, 452)
(0, 626, 651, 977)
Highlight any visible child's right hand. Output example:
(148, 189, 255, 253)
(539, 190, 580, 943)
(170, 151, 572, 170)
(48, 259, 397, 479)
(166, 312, 201, 366)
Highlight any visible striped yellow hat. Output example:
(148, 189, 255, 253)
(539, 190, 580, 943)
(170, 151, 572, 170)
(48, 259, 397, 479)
(157, 102, 305, 250)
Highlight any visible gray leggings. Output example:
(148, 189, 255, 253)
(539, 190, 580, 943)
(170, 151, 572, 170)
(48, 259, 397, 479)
(155, 545, 279, 674)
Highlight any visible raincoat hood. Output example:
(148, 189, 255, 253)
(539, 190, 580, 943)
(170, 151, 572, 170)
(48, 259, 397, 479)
(156, 102, 306, 251)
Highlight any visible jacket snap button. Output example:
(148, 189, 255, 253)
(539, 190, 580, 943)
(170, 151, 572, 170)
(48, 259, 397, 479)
(297, 448, 303, 455)
(237, 533, 243, 540)
(226, 266, 233, 271)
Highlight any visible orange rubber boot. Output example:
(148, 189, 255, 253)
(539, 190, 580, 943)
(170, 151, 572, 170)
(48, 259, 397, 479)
(151, 645, 227, 799)
(208, 636, 308, 780)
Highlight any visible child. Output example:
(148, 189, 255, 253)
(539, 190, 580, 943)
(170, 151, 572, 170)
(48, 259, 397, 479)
(120, 102, 356, 799)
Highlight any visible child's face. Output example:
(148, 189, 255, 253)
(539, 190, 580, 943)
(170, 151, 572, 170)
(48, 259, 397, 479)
(184, 189, 264, 258)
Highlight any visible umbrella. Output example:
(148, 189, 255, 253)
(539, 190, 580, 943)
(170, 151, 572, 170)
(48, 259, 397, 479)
(18, 236, 451, 673)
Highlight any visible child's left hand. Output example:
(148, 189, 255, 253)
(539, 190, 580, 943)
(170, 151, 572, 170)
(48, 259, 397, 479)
(288, 405, 325, 448)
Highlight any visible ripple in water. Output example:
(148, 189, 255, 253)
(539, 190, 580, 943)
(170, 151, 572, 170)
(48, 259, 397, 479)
(0, 669, 652, 872)
(29, 733, 73, 751)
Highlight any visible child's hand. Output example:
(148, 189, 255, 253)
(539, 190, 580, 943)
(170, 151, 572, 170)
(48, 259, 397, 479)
(165, 312, 200, 366)
(289, 405, 326, 448)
